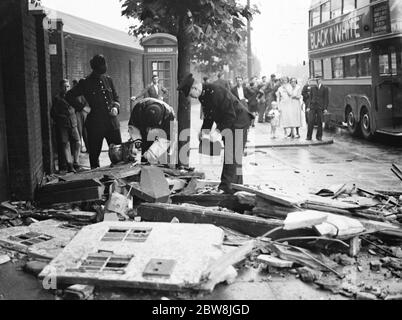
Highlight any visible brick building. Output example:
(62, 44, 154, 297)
(49, 10, 144, 118)
(0, 2, 144, 201)
(0, 0, 52, 201)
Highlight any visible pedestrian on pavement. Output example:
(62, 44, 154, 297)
(276, 76, 295, 138)
(128, 97, 176, 163)
(213, 71, 232, 92)
(256, 78, 268, 123)
(264, 74, 277, 115)
(267, 101, 281, 139)
(72, 79, 90, 153)
(66, 54, 122, 169)
(132, 75, 168, 102)
(231, 76, 250, 109)
(289, 77, 303, 139)
(178, 73, 255, 195)
(246, 76, 260, 127)
(51, 79, 82, 173)
(302, 80, 312, 126)
(307, 76, 329, 141)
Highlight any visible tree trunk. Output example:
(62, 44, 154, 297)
(176, 13, 192, 168)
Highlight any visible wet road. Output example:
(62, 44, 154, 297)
(1, 104, 401, 300)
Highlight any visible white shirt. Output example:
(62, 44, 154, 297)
(237, 86, 245, 100)
(154, 84, 159, 95)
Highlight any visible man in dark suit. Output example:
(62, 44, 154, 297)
(178, 74, 255, 194)
(307, 76, 329, 141)
(302, 80, 312, 125)
(231, 76, 250, 108)
(132, 75, 168, 102)
(66, 54, 122, 169)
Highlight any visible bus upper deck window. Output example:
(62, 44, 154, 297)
(321, 2, 331, 23)
(312, 6, 321, 26)
(331, 0, 342, 18)
(356, 0, 370, 9)
(343, 0, 356, 15)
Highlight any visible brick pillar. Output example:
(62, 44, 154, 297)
(0, 0, 44, 200)
(34, 11, 54, 174)
(49, 19, 65, 99)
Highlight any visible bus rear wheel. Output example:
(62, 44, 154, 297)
(346, 108, 360, 136)
(360, 108, 374, 140)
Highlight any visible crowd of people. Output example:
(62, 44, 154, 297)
(205, 73, 311, 140)
(50, 54, 327, 196)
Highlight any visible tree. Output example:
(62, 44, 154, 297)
(121, 0, 259, 167)
(191, 30, 248, 76)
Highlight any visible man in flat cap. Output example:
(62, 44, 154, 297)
(66, 54, 122, 169)
(128, 97, 175, 163)
(178, 74, 254, 194)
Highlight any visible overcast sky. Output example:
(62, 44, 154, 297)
(41, 0, 311, 74)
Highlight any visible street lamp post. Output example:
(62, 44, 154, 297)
(247, 0, 253, 79)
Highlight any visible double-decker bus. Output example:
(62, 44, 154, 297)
(308, 0, 402, 139)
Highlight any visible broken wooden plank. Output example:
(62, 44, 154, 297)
(232, 185, 304, 207)
(304, 194, 362, 210)
(137, 203, 283, 237)
(162, 168, 206, 179)
(19, 210, 97, 223)
(36, 179, 104, 205)
(301, 203, 353, 216)
(257, 255, 294, 268)
(283, 211, 328, 231)
(200, 240, 255, 291)
(349, 237, 361, 257)
(171, 194, 236, 207)
(171, 194, 254, 214)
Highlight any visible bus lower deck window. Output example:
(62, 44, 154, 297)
(332, 57, 344, 78)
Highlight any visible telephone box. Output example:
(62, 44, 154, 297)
(141, 33, 178, 112)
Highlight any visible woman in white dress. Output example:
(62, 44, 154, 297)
(276, 76, 294, 138)
(289, 78, 303, 139)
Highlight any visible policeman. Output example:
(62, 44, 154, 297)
(66, 54, 122, 169)
(128, 97, 175, 164)
(178, 74, 254, 194)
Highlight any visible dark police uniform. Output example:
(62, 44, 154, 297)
(66, 73, 122, 168)
(128, 98, 175, 155)
(200, 83, 254, 193)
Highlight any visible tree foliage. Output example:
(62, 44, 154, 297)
(121, 0, 259, 71)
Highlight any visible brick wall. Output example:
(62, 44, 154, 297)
(64, 35, 144, 119)
(0, 0, 44, 200)
(49, 20, 65, 99)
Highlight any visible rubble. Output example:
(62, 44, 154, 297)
(0, 254, 11, 265)
(1, 162, 402, 300)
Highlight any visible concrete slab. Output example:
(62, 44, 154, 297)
(40, 222, 229, 292)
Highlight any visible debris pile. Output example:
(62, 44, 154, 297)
(0, 162, 402, 300)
